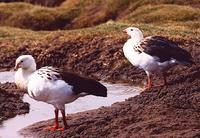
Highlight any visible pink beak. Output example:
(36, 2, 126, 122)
(14, 63, 21, 71)
(123, 29, 127, 33)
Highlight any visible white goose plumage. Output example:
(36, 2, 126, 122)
(123, 27, 194, 89)
(14, 55, 107, 131)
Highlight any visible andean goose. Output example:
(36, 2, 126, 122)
(123, 27, 194, 89)
(14, 55, 107, 130)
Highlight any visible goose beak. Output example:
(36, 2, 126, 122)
(14, 63, 21, 71)
(123, 29, 127, 33)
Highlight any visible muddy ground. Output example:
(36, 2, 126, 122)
(20, 59, 200, 137)
(0, 83, 29, 124)
(0, 37, 200, 137)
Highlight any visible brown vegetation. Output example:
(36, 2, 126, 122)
(0, 0, 199, 30)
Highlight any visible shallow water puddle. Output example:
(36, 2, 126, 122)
(0, 71, 15, 83)
(0, 71, 142, 138)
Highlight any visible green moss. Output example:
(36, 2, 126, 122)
(0, 27, 46, 40)
(0, 21, 199, 42)
(122, 4, 200, 23)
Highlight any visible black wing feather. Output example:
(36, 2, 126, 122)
(142, 36, 194, 64)
(37, 67, 107, 97)
(59, 71, 107, 97)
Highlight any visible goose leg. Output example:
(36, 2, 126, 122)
(155, 72, 167, 87)
(146, 71, 152, 89)
(56, 109, 68, 131)
(46, 109, 59, 131)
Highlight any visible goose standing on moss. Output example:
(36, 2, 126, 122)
(14, 55, 107, 131)
(123, 27, 194, 89)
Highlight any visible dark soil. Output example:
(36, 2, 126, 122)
(0, 0, 65, 7)
(0, 36, 199, 137)
(1, 35, 198, 85)
(0, 83, 29, 124)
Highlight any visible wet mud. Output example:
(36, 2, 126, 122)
(0, 83, 29, 124)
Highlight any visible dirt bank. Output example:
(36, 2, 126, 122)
(0, 83, 29, 124)
(0, 34, 198, 85)
(0, 0, 65, 7)
(0, 34, 146, 85)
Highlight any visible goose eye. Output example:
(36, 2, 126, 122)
(21, 60, 23, 63)
(130, 29, 133, 31)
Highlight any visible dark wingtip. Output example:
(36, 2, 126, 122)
(87, 80, 108, 97)
(100, 86, 108, 97)
(181, 59, 195, 67)
(95, 84, 107, 97)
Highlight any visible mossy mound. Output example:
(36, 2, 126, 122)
(0, 0, 199, 30)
